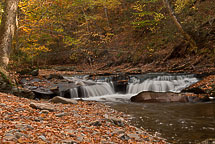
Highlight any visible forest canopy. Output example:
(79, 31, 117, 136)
(0, 0, 214, 68)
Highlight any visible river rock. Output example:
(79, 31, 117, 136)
(31, 69, 39, 76)
(130, 91, 200, 103)
(118, 133, 130, 141)
(55, 112, 67, 117)
(4, 133, 17, 141)
(200, 138, 215, 144)
(32, 89, 55, 99)
(40, 110, 50, 114)
(30, 102, 55, 111)
(89, 120, 102, 126)
(127, 133, 141, 141)
(49, 96, 78, 104)
(12, 87, 35, 99)
(38, 135, 47, 141)
(47, 74, 64, 80)
(108, 117, 125, 127)
(14, 132, 28, 139)
(61, 139, 77, 144)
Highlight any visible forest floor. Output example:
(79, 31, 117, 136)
(0, 92, 167, 144)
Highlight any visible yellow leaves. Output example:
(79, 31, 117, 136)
(174, 0, 196, 14)
(133, 1, 145, 12)
(63, 36, 80, 46)
(21, 27, 31, 33)
(106, 32, 114, 36)
(154, 12, 165, 22)
(20, 43, 51, 58)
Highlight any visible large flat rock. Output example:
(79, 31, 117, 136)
(49, 96, 78, 104)
(130, 91, 200, 103)
(30, 102, 55, 111)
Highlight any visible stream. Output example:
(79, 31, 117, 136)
(74, 73, 215, 143)
(22, 73, 215, 143)
(109, 101, 215, 143)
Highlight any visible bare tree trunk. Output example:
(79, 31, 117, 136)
(104, 7, 110, 27)
(162, 0, 197, 52)
(0, 0, 19, 69)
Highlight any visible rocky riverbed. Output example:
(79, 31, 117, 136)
(0, 92, 167, 143)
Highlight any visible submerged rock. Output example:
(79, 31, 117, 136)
(130, 91, 200, 103)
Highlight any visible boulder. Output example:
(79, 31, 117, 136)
(130, 91, 200, 103)
(49, 96, 78, 104)
(30, 102, 55, 111)
(31, 69, 39, 76)
(32, 89, 55, 99)
(12, 87, 35, 99)
(47, 74, 64, 80)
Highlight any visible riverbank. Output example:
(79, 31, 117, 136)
(0, 92, 167, 143)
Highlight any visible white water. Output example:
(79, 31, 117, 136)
(80, 93, 134, 102)
(79, 82, 114, 97)
(127, 76, 199, 94)
(67, 74, 199, 101)
(70, 88, 78, 98)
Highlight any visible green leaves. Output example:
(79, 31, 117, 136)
(132, 0, 165, 30)
(132, 20, 156, 28)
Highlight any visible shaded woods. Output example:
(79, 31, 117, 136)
(0, 0, 214, 71)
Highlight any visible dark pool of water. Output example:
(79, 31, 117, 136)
(109, 102, 215, 143)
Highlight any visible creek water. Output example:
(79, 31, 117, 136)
(65, 73, 215, 143)
(109, 101, 215, 144)
(22, 73, 214, 143)
(40, 73, 215, 143)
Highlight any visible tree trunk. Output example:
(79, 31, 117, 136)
(0, 0, 19, 69)
(162, 0, 198, 52)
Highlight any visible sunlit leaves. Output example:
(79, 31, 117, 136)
(132, 0, 165, 31)
(20, 42, 50, 58)
(15, 0, 121, 63)
(174, 0, 196, 14)
(63, 36, 80, 46)
(0, 2, 4, 24)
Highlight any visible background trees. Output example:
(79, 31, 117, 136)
(0, 0, 214, 68)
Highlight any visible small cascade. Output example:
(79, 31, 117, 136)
(64, 74, 199, 101)
(127, 75, 199, 94)
(70, 88, 78, 98)
(79, 82, 114, 97)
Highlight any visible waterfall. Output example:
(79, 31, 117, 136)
(79, 82, 114, 97)
(70, 88, 78, 98)
(65, 74, 199, 100)
(127, 75, 199, 94)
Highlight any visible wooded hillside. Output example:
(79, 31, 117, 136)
(0, 0, 214, 71)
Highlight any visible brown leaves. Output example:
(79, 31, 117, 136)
(0, 92, 166, 143)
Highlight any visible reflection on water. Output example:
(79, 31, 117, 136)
(109, 102, 215, 143)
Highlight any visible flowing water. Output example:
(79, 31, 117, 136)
(110, 102, 215, 144)
(66, 73, 215, 143)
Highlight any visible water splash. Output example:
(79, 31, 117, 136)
(79, 82, 114, 97)
(127, 75, 198, 94)
(66, 74, 199, 100)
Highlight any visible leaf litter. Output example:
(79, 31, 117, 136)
(0, 92, 167, 143)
